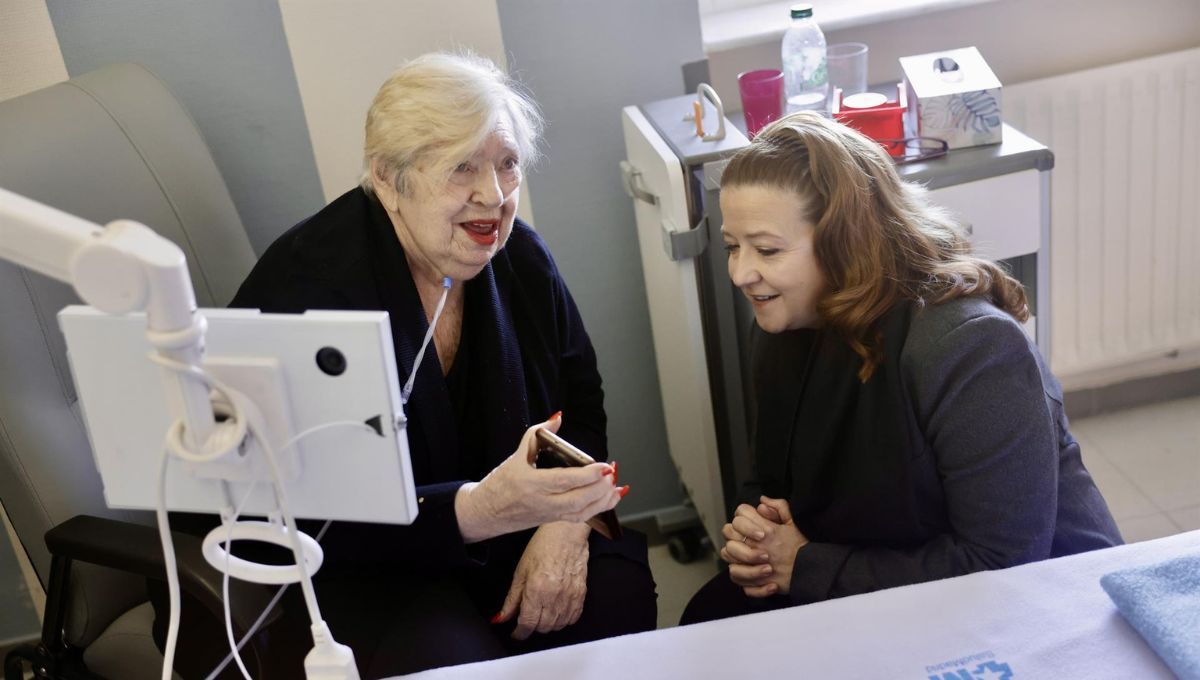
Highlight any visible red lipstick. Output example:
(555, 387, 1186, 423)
(460, 219, 499, 246)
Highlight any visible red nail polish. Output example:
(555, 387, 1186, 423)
(490, 612, 503, 624)
(601, 467, 614, 477)
(612, 461, 619, 485)
(617, 485, 630, 498)
(550, 411, 562, 421)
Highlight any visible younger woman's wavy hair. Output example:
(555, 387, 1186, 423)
(721, 112, 1028, 381)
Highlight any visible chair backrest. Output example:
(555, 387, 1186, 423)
(0, 63, 256, 646)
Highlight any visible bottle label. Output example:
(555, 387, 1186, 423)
(803, 61, 828, 90)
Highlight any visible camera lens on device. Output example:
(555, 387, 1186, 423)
(315, 347, 347, 376)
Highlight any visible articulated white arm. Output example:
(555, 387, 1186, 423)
(2, 186, 363, 680)
(0, 187, 100, 284)
(0, 186, 215, 448)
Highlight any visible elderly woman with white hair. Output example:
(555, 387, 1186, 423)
(171, 53, 657, 677)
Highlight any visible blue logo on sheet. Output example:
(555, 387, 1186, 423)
(925, 651, 1013, 679)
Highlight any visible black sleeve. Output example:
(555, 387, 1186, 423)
(788, 313, 1060, 604)
(312, 481, 477, 573)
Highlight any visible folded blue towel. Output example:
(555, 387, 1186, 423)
(1101, 554, 1200, 680)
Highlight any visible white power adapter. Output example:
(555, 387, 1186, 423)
(303, 621, 361, 680)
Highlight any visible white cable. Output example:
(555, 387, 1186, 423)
(221, 480, 258, 680)
(156, 448, 182, 680)
(401, 276, 451, 404)
(206, 420, 366, 680)
(204, 521, 332, 680)
(153, 353, 238, 680)
(153, 352, 221, 680)
(148, 353, 245, 465)
(179, 423, 332, 677)
(237, 418, 360, 677)
(247, 412, 362, 679)
(247, 419, 322, 627)
(151, 346, 373, 680)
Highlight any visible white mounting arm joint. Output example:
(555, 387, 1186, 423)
(0, 187, 216, 449)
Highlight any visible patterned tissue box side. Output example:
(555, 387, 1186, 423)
(919, 87, 1003, 149)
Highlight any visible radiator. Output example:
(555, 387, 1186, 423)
(1005, 48, 1200, 390)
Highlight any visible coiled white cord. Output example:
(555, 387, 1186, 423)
(205, 517, 333, 680)
(209, 419, 369, 680)
(150, 351, 372, 680)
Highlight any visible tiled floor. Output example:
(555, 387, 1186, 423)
(647, 394, 1200, 628)
(646, 544, 721, 630)
(1073, 394, 1200, 539)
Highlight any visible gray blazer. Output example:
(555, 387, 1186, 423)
(750, 296, 1123, 604)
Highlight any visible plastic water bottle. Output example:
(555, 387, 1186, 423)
(781, 4, 828, 114)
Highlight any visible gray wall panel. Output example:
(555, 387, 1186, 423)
(46, 0, 324, 254)
(497, 1, 706, 516)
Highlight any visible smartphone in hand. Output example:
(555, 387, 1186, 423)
(535, 428, 623, 540)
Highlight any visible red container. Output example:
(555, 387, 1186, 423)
(832, 84, 908, 157)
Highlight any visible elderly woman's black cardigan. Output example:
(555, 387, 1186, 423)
(229, 187, 608, 573)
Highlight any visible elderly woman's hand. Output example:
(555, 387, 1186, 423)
(454, 414, 619, 543)
(719, 497, 808, 598)
(492, 521, 590, 639)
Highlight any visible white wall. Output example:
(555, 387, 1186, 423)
(276, 0, 535, 224)
(0, 0, 67, 101)
(707, 0, 1200, 108)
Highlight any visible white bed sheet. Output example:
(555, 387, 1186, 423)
(401, 530, 1200, 679)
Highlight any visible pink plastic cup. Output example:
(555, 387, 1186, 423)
(738, 69, 784, 138)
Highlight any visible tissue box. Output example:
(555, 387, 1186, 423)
(900, 46, 1002, 149)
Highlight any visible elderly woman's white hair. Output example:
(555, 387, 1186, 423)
(360, 52, 543, 195)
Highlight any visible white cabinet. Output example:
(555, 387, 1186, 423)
(929, 168, 1041, 262)
(927, 167, 1048, 347)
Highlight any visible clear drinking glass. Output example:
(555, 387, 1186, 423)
(827, 43, 869, 98)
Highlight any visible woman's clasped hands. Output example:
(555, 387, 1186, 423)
(720, 496, 809, 598)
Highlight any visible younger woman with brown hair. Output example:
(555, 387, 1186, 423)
(681, 112, 1121, 623)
